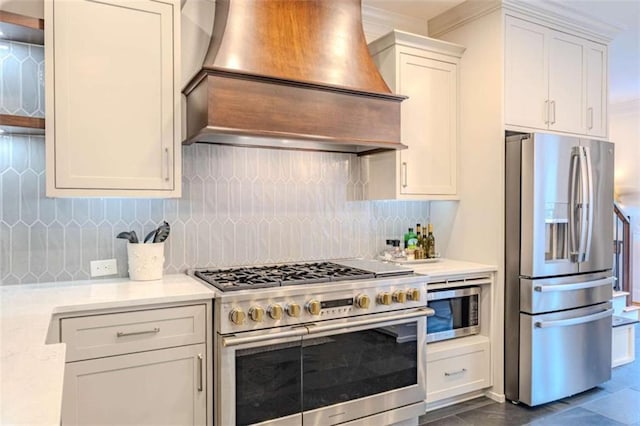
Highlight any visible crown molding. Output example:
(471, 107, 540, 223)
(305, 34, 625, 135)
(368, 29, 466, 58)
(428, 0, 621, 44)
(362, 4, 429, 41)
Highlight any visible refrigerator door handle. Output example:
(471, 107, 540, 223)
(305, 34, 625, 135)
(534, 308, 613, 329)
(583, 146, 594, 262)
(569, 147, 580, 262)
(534, 277, 614, 293)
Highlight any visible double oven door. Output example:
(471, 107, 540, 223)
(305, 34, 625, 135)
(217, 310, 429, 426)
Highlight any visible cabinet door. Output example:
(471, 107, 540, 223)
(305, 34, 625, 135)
(45, 0, 181, 197)
(548, 30, 585, 134)
(505, 16, 549, 130)
(399, 53, 457, 195)
(62, 344, 206, 425)
(585, 42, 607, 137)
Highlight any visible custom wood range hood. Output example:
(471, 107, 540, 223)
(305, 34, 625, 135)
(182, 0, 406, 155)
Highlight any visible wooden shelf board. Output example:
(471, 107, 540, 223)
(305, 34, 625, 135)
(0, 114, 45, 135)
(0, 10, 44, 45)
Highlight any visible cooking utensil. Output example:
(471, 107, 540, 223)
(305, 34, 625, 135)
(143, 228, 157, 244)
(129, 230, 139, 243)
(153, 221, 170, 243)
(116, 231, 138, 243)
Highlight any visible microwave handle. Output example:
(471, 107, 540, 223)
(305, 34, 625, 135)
(306, 307, 434, 336)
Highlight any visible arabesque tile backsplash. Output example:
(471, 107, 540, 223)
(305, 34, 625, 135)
(0, 40, 434, 285)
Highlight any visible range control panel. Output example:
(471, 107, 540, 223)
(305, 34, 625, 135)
(216, 280, 427, 334)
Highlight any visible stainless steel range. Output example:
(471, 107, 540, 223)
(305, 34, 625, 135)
(192, 259, 433, 426)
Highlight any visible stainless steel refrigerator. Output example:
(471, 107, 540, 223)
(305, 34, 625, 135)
(505, 132, 614, 406)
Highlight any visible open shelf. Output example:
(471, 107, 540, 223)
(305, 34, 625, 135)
(0, 11, 46, 135)
(0, 10, 44, 45)
(0, 114, 45, 135)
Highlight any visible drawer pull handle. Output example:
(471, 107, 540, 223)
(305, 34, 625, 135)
(116, 327, 160, 338)
(444, 368, 467, 377)
(197, 354, 203, 391)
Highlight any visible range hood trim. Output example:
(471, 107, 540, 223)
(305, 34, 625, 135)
(185, 125, 408, 156)
(184, 67, 408, 102)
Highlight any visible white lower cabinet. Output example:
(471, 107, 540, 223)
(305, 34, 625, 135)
(60, 305, 207, 425)
(62, 344, 206, 426)
(426, 336, 491, 403)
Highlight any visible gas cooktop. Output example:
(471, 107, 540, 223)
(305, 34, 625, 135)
(193, 260, 412, 292)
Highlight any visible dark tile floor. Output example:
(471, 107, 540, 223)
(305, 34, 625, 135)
(419, 323, 640, 426)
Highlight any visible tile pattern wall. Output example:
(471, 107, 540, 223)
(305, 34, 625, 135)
(0, 135, 431, 284)
(0, 41, 45, 117)
(0, 40, 432, 285)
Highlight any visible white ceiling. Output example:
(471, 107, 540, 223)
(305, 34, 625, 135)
(365, 0, 640, 104)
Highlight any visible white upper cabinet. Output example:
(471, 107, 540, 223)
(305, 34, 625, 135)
(585, 42, 607, 137)
(505, 15, 608, 138)
(45, 0, 181, 197)
(366, 31, 464, 200)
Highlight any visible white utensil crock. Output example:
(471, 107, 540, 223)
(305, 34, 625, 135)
(127, 242, 165, 281)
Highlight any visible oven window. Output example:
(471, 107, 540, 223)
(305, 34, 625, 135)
(301, 326, 417, 411)
(235, 341, 301, 426)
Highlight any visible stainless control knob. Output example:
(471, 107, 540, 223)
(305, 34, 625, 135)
(407, 288, 421, 302)
(307, 300, 321, 315)
(229, 308, 246, 325)
(377, 292, 392, 305)
(356, 294, 371, 309)
(393, 290, 407, 304)
(249, 306, 265, 322)
(268, 304, 283, 320)
(286, 303, 301, 318)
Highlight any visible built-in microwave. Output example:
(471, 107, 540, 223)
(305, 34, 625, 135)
(426, 286, 480, 343)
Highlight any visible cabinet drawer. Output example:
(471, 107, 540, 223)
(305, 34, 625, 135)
(61, 305, 206, 362)
(426, 340, 490, 402)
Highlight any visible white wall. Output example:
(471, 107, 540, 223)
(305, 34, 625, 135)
(610, 99, 640, 303)
(428, 9, 506, 397)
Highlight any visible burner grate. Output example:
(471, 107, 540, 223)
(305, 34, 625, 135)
(194, 262, 376, 292)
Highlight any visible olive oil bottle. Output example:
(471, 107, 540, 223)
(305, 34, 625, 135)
(425, 223, 436, 258)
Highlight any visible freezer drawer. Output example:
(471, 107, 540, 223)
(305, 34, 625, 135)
(519, 302, 612, 406)
(520, 273, 613, 314)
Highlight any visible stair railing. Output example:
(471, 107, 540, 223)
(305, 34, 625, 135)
(613, 203, 632, 305)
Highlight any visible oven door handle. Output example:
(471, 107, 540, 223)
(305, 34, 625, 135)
(305, 307, 435, 335)
(221, 327, 308, 347)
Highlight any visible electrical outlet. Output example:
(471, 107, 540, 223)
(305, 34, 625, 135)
(90, 259, 118, 277)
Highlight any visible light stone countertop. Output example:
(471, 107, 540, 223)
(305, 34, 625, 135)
(398, 258, 497, 279)
(0, 274, 216, 425)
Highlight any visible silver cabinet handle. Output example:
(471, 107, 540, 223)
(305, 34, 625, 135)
(550, 100, 556, 124)
(587, 107, 594, 130)
(197, 354, 203, 392)
(544, 100, 549, 125)
(116, 327, 160, 338)
(444, 368, 467, 376)
(402, 162, 408, 188)
(164, 147, 170, 182)
(534, 277, 613, 292)
(535, 308, 612, 328)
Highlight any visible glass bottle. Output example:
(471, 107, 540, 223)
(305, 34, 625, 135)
(426, 223, 436, 258)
